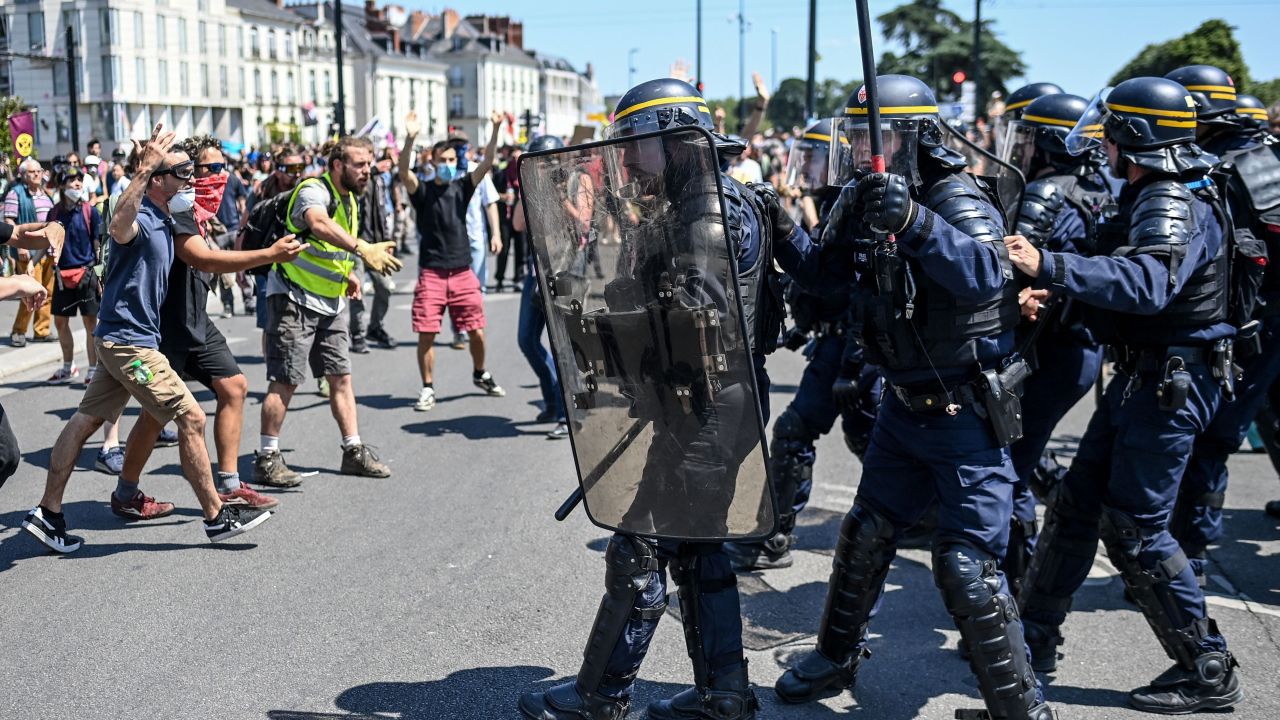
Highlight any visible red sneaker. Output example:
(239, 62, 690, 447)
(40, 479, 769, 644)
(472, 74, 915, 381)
(218, 482, 280, 510)
(110, 491, 176, 521)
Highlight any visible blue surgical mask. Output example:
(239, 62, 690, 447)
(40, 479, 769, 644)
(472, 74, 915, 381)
(168, 187, 196, 213)
(62, 188, 84, 204)
(435, 162, 458, 182)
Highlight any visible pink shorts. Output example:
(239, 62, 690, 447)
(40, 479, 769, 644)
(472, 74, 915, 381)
(412, 266, 487, 334)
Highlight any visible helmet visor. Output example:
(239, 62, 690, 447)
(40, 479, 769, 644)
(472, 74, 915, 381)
(999, 120, 1039, 179)
(784, 130, 835, 191)
(1065, 88, 1111, 156)
(828, 118, 919, 187)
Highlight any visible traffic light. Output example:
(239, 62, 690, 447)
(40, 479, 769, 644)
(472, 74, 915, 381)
(952, 70, 967, 85)
(696, 81, 705, 94)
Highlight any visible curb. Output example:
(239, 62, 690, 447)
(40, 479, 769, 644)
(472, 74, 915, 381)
(0, 329, 88, 381)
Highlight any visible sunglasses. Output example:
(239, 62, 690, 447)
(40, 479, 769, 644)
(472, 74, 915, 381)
(282, 163, 306, 174)
(154, 161, 195, 180)
(196, 162, 226, 174)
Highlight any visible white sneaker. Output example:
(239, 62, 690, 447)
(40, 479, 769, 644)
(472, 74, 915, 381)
(84, 366, 97, 385)
(414, 387, 437, 412)
(10, 332, 26, 348)
(46, 365, 79, 385)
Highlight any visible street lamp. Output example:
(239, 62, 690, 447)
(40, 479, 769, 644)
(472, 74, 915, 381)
(628, 47, 639, 89)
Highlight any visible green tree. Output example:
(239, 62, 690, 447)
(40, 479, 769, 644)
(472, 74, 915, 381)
(1249, 78, 1280, 106)
(1109, 20, 1250, 88)
(874, 0, 1026, 102)
(766, 78, 810, 131)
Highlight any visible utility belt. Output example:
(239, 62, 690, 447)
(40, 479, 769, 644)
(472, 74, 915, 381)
(889, 356, 1031, 447)
(812, 320, 846, 338)
(1113, 340, 1238, 408)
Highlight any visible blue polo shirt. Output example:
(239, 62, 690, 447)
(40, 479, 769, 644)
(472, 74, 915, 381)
(95, 196, 174, 348)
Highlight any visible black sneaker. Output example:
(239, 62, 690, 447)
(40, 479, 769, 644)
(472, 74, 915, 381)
(350, 339, 371, 354)
(367, 326, 396, 349)
(204, 505, 273, 542)
(1130, 652, 1244, 714)
(21, 506, 84, 554)
(473, 370, 506, 397)
(725, 532, 795, 571)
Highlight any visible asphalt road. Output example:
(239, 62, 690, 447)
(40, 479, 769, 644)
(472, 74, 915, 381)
(0, 269, 1276, 719)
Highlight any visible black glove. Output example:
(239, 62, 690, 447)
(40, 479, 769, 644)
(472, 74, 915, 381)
(819, 183, 862, 247)
(832, 373, 861, 415)
(751, 182, 796, 241)
(782, 326, 810, 352)
(856, 172, 918, 235)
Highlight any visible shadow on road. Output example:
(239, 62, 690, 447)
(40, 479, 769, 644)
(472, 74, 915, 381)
(403, 414, 543, 440)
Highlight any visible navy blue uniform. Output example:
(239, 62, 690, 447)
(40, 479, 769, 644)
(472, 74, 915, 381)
(1021, 177, 1233, 669)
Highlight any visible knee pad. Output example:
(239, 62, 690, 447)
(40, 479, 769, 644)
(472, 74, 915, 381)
(817, 502, 898, 661)
(1019, 481, 1098, 619)
(932, 542, 1001, 617)
(604, 535, 659, 594)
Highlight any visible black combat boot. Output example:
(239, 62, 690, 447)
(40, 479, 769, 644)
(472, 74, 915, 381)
(774, 647, 868, 704)
(646, 662, 758, 720)
(1022, 620, 1062, 673)
(1129, 651, 1244, 714)
(724, 531, 794, 571)
(518, 681, 628, 720)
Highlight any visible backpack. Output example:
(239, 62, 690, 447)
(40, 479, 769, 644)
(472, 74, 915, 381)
(1211, 148, 1275, 330)
(237, 179, 336, 276)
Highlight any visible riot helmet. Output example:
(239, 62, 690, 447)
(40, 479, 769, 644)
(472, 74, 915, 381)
(1004, 82, 1067, 119)
(1066, 77, 1214, 177)
(526, 135, 565, 153)
(1000, 93, 1091, 177)
(1235, 94, 1270, 132)
(784, 118, 839, 192)
(832, 74, 963, 187)
(606, 78, 745, 157)
(1164, 65, 1237, 127)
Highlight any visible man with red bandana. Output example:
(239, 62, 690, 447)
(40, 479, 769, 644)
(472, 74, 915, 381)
(112, 135, 309, 520)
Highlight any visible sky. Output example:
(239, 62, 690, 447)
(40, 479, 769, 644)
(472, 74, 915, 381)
(396, 0, 1280, 105)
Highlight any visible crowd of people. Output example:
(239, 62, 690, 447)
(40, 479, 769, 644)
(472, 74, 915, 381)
(2, 59, 1280, 720)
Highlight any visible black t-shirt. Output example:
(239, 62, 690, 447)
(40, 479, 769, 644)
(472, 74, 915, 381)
(410, 175, 476, 270)
(160, 209, 212, 352)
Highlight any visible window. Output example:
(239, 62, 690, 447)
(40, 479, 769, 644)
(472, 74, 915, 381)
(286, 71, 295, 103)
(284, 31, 293, 60)
(157, 59, 168, 95)
(450, 93, 463, 116)
(249, 27, 259, 57)
(53, 65, 67, 95)
(324, 70, 332, 101)
(0, 61, 13, 97)
(270, 70, 278, 101)
(133, 11, 143, 49)
(101, 55, 112, 93)
(267, 29, 276, 60)
(28, 12, 44, 52)
(238, 67, 245, 99)
(200, 63, 208, 96)
(59, 10, 77, 44)
(179, 61, 188, 96)
(155, 16, 166, 50)
(136, 58, 146, 94)
(177, 18, 187, 52)
(99, 8, 119, 46)
(219, 65, 228, 97)
(308, 69, 316, 100)
(0, 15, 10, 54)
(217, 25, 225, 55)
(198, 21, 206, 54)
(448, 66, 463, 88)
(253, 68, 262, 101)
(198, 0, 209, 10)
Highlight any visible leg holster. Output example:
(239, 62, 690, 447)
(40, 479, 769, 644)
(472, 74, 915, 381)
(1005, 515, 1038, 601)
(816, 502, 897, 662)
(768, 408, 817, 536)
(669, 544, 742, 689)
(934, 542, 1043, 720)
(1098, 507, 1207, 670)
(577, 535, 665, 699)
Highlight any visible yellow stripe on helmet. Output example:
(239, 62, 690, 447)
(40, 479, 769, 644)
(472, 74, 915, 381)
(802, 133, 832, 141)
(1005, 99, 1033, 111)
(613, 95, 708, 122)
(1022, 114, 1078, 128)
(1156, 118, 1197, 128)
(1240, 108, 1269, 118)
(845, 105, 939, 116)
(1184, 84, 1236, 95)
(1105, 101, 1195, 119)
(1208, 92, 1236, 101)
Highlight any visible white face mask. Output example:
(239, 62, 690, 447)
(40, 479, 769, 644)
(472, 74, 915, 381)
(167, 188, 195, 213)
(63, 188, 84, 204)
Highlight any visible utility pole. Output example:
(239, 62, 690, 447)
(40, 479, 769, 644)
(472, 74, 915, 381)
(972, 0, 982, 121)
(335, 0, 347, 135)
(628, 47, 638, 89)
(66, 26, 79, 152)
(737, 0, 749, 132)
(770, 28, 777, 92)
(805, 0, 816, 121)
(696, 0, 702, 92)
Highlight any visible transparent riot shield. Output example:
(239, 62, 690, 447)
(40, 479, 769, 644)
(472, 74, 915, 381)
(517, 125, 775, 541)
(941, 118, 1027, 226)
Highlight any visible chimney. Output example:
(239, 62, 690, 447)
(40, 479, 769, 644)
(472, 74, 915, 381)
(364, 0, 378, 21)
(443, 8, 460, 39)
(392, 28, 401, 53)
(410, 11, 428, 39)
(586, 63, 594, 81)
(510, 20, 523, 49)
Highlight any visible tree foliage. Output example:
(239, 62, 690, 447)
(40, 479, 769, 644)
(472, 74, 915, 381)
(874, 0, 1026, 102)
(764, 77, 863, 132)
(1250, 78, 1280, 107)
(1109, 20, 1250, 88)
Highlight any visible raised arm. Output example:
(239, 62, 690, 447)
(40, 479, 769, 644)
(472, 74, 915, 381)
(399, 111, 421, 195)
(470, 111, 504, 187)
(175, 232, 307, 273)
(110, 124, 176, 244)
(740, 72, 770, 138)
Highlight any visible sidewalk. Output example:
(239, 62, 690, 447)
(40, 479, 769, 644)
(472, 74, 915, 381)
(0, 301, 88, 381)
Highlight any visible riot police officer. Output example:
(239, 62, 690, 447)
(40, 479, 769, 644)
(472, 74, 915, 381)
(1009, 76, 1244, 714)
(994, 82, 1067, 154)
(1233, 94, 1273, 142)
(773, 75, 1056, 720)
(999, 92, 1113, 593)
(724, 119, 874, 572)
(518, 78, 804, 720)
(1162, 64, 1280, 588)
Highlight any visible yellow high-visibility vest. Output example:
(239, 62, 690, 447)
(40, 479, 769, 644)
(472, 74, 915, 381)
(280, 172, 358, 299)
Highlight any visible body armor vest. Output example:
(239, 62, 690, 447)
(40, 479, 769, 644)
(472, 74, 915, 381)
(723, 176, 786, 355)
(853, 172, 1021, 372)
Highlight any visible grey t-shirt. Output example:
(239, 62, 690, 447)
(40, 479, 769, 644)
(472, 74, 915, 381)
(266, 180, 350, 316)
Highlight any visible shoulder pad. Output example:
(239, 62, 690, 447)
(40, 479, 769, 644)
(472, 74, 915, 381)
(923, 173, 1005, 244)
(1015, 178, 1066, 246)
(1129, 180, 1195, 247)
(1223, 141, 1280, 215)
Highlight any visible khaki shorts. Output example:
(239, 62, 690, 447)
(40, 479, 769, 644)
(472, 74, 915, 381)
(79, 340, 200, 424)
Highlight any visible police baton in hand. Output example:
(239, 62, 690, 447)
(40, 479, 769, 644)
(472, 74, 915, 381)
(855, 0, 894, 243)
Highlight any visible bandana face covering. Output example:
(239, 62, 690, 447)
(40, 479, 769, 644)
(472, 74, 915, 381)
(192, 173, 229, 229)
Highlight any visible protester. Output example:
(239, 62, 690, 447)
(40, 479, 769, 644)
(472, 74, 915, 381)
(45, 168, 102, 385)
(351, 156, 397, 352)
(20, 124, 273, 553)
(256, 135, 400, 485)
(397, 110, 507, 412)
(5, 158, 56, 346)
